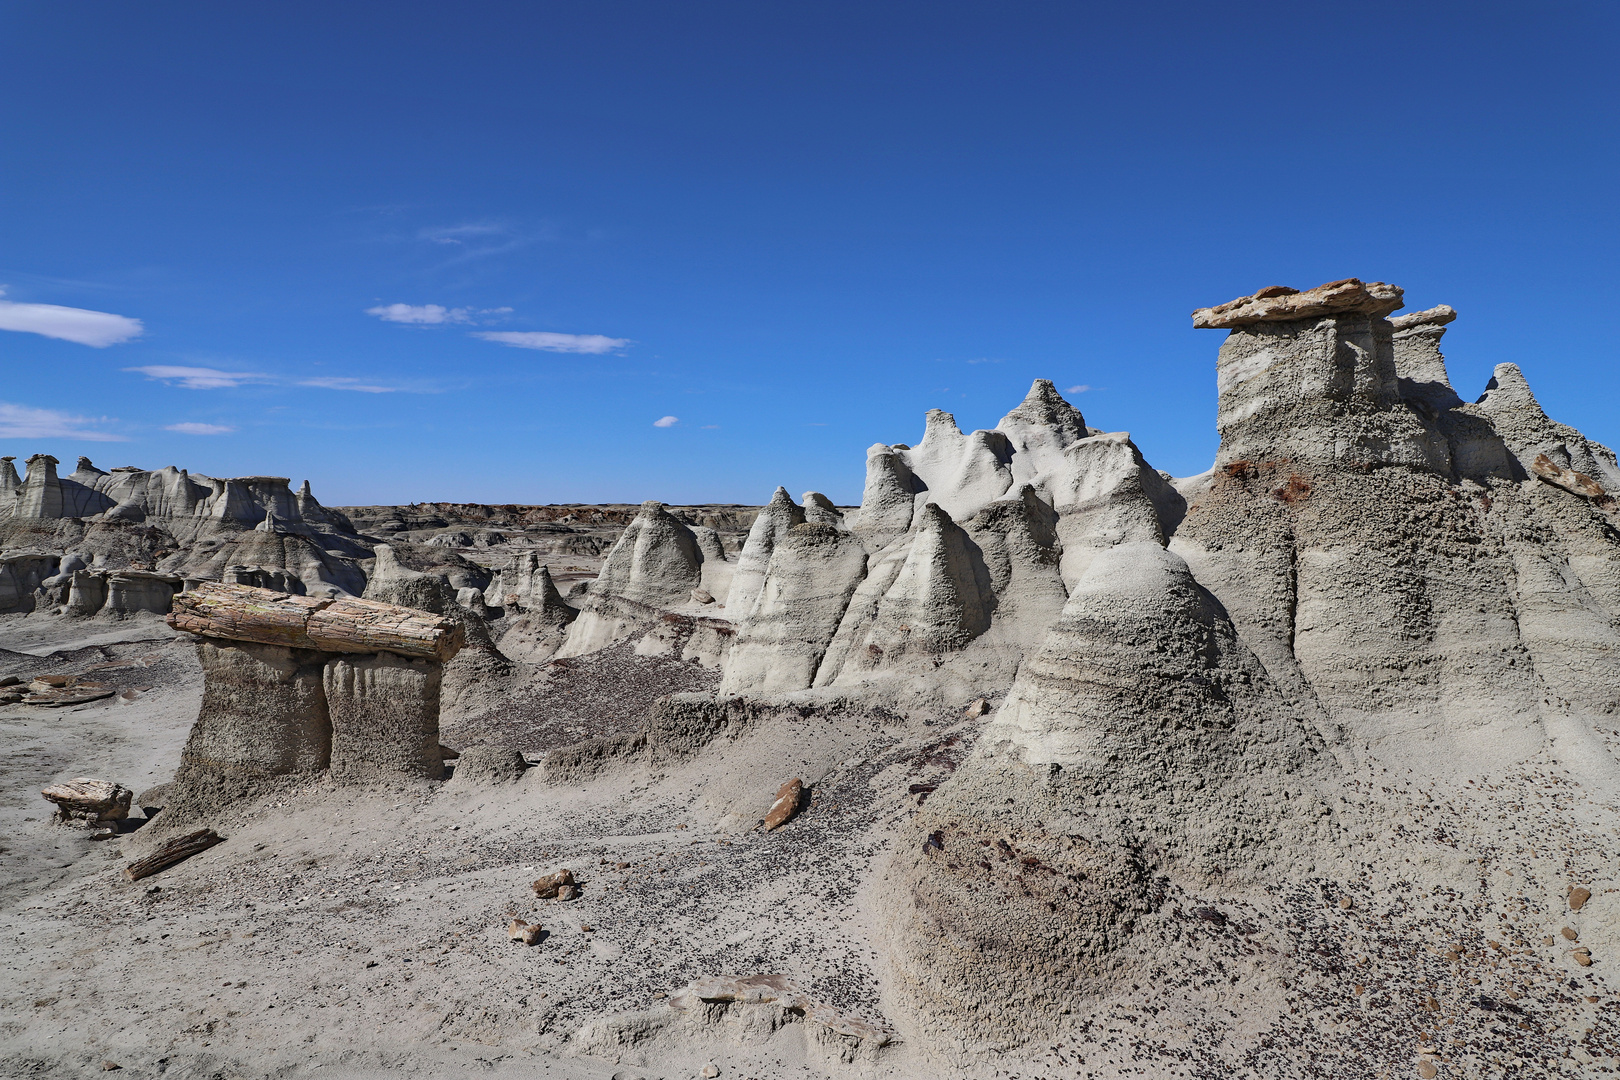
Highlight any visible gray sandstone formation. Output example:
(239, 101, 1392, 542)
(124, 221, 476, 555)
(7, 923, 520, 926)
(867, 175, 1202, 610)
(558, 500, 734, 657)
(447, 744, 529, 785)
(14, 275, 1620, 1076)
(324, 652, 445, 782)
(711, 380, 1185, 704)
(859, 279, 1620, 1059)
(169, 639, 333, 809)
(0, 454, 368, 612)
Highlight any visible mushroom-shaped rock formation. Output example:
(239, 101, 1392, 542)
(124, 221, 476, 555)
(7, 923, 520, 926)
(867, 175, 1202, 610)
(163, 582, 464, 817)
(1173, 280, 1620, 781)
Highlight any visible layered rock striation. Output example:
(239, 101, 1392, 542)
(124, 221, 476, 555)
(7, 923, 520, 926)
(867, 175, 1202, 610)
(877, 279, 1620, 1059)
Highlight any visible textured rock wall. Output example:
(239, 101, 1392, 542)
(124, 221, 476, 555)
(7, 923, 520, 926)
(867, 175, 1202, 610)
(168, 640, 333, 813)
(324, 652, 445, 782)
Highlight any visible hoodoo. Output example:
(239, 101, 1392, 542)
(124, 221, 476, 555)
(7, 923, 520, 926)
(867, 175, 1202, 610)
(162, 582, 464, 814)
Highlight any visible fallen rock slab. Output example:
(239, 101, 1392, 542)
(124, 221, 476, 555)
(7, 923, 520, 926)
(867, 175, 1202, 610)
(124, 828, 224, 881)
(1533, 454, 1608, 500)
(24, 686, 117, 708)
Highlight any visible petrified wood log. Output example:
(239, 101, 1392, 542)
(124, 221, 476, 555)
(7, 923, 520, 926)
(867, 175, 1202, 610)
(124, 829, 224, 881)
(168, 581, 463, 662)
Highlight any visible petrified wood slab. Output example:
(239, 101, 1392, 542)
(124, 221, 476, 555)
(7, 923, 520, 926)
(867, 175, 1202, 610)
(168, 581, 463, 662)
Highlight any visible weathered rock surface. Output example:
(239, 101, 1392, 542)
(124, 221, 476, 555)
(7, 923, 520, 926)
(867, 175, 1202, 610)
(1191, 277, 1405, 328)
(40, 778, 134, 824)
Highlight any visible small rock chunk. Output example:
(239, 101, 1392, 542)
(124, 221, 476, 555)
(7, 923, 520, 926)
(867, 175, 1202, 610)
(532, 868, 577, 899)
(1570, 886, 1593, 911)
(762, 778, 805, 831)
(40, 778, 132, 825)
(508, 918, 543, 946)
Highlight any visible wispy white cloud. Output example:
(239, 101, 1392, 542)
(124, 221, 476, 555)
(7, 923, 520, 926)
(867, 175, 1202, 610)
(165, 422, 235, 435)
(367, 303, 470, 325)
(365, 303, 512, 326)
(701, 424, 720, 429)
(965, 357, 1006, 365)
(418, 223, 505, 245)
(126, 365, 273, 390)
(473, 331, 630, 354)
(0, 287, 143, 347)
(129, 365, 421, 394)
(1065, 384, 1092, 394)
(296, 376, 400, 394)
(0, 402, 126, 441)
(653, 415, 679, 428)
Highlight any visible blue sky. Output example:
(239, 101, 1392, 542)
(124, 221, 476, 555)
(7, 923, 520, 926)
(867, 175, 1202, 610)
(2, 2, 1616, 506)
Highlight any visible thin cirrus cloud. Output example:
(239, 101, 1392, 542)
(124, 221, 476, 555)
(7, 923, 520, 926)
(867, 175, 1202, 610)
(418, 223, 505, 245)
(1065, 384, 1092, 394)
(653, 416, 679, 428)
(127, 366, 420, 394)
(296, 376, 400, 394)
(165, 422, 235, 435)
(125, 365, 272, 389)
(474, 331, 630, 354)
(0, 287, 143, 347)
(0, 402, 125, 441)
(365, 303, 511, 325)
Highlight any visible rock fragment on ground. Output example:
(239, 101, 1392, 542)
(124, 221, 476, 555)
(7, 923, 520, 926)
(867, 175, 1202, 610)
(531, 868, 576, 899)
(762, 778, 804, 830)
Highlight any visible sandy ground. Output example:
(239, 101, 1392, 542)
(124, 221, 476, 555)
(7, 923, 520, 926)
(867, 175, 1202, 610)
(5, 610, 1620, 1079)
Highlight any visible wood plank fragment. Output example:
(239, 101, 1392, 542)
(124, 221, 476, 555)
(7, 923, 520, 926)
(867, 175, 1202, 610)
(124, 829, 225, 882)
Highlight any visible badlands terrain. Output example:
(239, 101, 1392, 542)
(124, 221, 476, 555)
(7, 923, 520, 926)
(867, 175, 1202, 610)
(3, 278, 1619, 1079)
